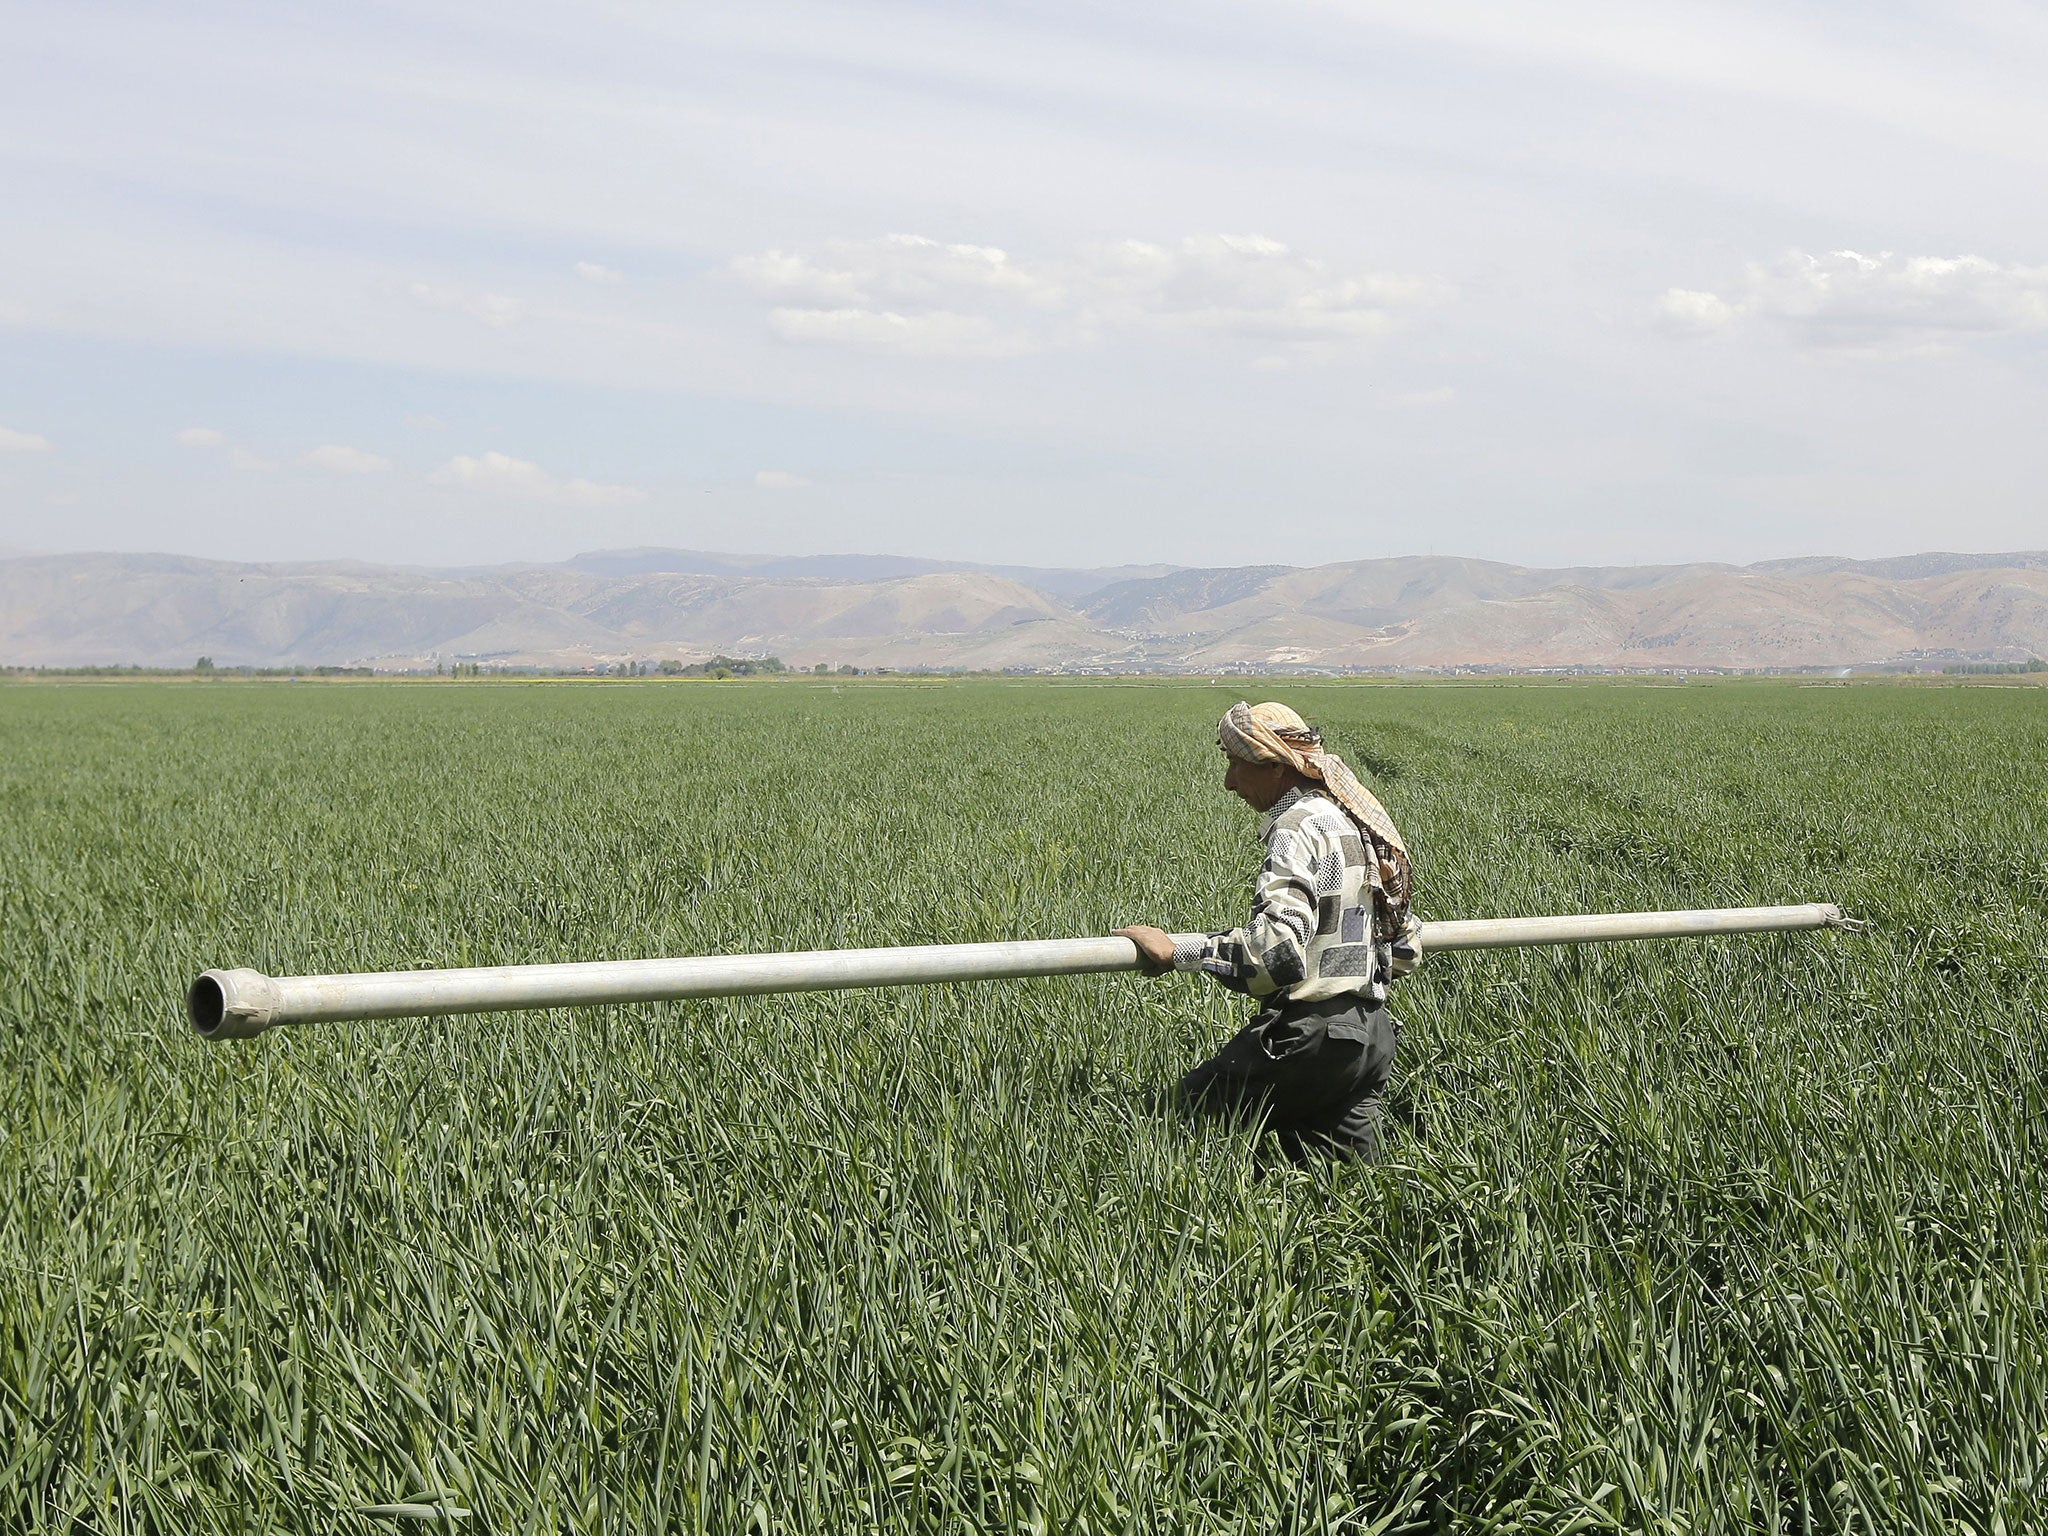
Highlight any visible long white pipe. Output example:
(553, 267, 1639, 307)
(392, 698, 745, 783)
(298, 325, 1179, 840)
(1419, 903, 1855, 951)
(188, 902, 1851, 1040)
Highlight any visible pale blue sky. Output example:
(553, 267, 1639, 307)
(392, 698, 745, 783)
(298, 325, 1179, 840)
(2, 0, 2044, 568)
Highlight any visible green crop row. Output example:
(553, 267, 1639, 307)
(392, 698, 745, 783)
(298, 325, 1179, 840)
(0, 678, 2043, 1532)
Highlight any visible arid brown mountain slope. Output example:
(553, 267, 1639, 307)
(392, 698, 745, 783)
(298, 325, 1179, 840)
(1086, 555, 2048, 669)
(0, 554, 1090, 669)
(3, 549, 2044, 670)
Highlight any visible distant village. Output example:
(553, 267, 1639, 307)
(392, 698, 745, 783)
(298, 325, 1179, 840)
(10, 654, 2042, 681)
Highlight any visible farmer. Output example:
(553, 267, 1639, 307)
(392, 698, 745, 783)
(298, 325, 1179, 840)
(1117, 701, 1417, 1160)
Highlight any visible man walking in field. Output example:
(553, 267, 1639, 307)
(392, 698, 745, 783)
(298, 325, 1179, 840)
(1118, 702, 1417, 1161)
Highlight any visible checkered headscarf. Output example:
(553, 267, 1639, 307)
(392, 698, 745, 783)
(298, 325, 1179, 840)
(1219, 701, 1413, 912)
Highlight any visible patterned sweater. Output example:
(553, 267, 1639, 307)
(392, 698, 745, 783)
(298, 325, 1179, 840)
(1172, 785, 1389, 1007)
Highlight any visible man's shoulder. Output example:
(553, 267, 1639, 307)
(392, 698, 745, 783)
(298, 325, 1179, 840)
(1272, 789, 1348, 836)
(1271, 791, 1375, 871)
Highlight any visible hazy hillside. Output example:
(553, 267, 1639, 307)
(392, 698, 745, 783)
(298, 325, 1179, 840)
(3, 548, 2045, 671)
(1085, 555, 2048, 670)
(557, 548, 1179, 602)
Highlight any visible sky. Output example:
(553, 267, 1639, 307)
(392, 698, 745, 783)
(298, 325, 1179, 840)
(2, 0, 2045, 571)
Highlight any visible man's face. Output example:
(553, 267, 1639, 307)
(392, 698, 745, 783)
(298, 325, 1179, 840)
(1222, 753, 1293, 811)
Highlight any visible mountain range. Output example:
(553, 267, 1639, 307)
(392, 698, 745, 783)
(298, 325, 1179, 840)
(4, 547, 2045, 672)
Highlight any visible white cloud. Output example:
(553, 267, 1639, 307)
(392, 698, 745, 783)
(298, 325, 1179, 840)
(575, 261, 624, 284)
(1662, 250, 2048, 349)
(408, 282, 527, 328)
(753, 469, 812, 490)
(428, 450, 645, 506)
(737, 233, 1441, 361)
(735, 251, 871, 309)
(300, 444, 391, 474)
(767, 306, 1039, 359)
(737, 234, 1048, 309)
(0, 426, 55, 453)
(176, 425, 270, 467)
(1073, 235, 1438, 342)
(1656, 289, 1741, 334)
(1386, 385, 1458, 407)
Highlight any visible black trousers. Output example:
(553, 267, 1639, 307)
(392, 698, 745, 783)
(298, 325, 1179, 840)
(1177, 995, 1400, 1160)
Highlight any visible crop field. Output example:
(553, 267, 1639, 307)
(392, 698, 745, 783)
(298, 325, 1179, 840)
(1, 677, 2045, 1533)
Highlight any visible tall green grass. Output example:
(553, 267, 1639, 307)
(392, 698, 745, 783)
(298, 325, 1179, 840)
(1, 678, 2043, 1531)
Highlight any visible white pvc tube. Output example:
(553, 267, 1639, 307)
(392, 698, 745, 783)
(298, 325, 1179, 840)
(188, 935, 1191, 1040)
(1420, 902, 1849, 952)
(188, 902, 1849, 1040)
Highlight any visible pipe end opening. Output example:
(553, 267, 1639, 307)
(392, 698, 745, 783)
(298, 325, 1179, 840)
(188, 974, 227, 1037)
(187, 968, 280, 1039)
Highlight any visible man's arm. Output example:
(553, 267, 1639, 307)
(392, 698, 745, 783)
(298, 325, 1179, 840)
(1125, 824, 1323, 997)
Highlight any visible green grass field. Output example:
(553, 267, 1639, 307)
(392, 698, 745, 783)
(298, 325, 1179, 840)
(2, 678, 2044, 1533)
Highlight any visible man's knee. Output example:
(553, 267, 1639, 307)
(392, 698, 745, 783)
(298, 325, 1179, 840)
(1177, 1063, 1265, 1121)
